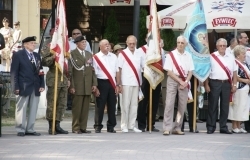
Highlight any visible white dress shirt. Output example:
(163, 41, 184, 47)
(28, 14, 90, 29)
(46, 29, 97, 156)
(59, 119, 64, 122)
(93, 51, 119, 81)
(69, 39, 92, 53)
(225, 46, 234, 55)
(245, 47, 250, 65)
(118, 48, 144, 86)
(209, 51, 237, 80)
(163, 49, 194, 77)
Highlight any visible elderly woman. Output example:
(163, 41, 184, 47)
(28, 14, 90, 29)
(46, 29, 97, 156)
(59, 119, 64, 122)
(228, 45, 250, 133)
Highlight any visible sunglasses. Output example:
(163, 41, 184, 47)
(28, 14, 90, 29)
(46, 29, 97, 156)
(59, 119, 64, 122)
(72, 33, 81, 35)
(218, 45, 227, 47)
(177, 42, 185, 44)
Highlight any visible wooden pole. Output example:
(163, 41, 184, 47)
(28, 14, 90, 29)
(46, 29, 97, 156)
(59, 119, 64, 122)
(149, 87, 152, 133)
(192, 78, 197, 132)
(52, 66, 58, 135)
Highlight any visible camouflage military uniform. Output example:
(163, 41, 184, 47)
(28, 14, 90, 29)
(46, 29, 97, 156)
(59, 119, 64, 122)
(41, 38, 68, 134)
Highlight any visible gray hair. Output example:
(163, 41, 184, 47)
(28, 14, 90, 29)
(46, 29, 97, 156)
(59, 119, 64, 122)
(177, 35, 188, 44)
(99, 39, 109, 46)
(233, 45, 246, 57)
(216, 38, 227, 46)
(230, 38, 237, 46)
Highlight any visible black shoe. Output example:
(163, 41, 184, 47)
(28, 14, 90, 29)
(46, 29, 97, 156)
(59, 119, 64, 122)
(147, 128, 160, 132)
(196, 119, 203, 123)
(107, 129, 116, 133)
(190, 130, 199, 133)
(25, 132, 41, 136)
(220, 130, 232, 134)
(247, 130, 250, 133)
(155, 119, 160, 122)
(72, 130, 82, 134)
(95, 129, 101, 133)
(207, 130, 214, 134)
(140, 129, 145, 132)
(158, 116, 163, 120)
(55, 121, 69, 134)
(48, 121, 57, 135)
(17, 132, 25, 137)
(80, 129, 91, 133)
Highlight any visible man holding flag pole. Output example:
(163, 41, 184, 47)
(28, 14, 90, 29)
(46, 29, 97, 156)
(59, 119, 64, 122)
(143, 0, 164, 133)
(49, 0, 70, 135)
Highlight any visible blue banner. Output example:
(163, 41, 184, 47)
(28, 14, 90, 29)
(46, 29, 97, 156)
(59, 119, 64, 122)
(183, 0, 211, 82)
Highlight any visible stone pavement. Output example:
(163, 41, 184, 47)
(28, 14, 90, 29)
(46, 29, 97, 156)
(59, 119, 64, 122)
(0, 106, 250, 160)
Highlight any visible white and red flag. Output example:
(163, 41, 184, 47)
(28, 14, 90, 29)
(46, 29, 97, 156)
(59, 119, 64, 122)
(50, 0, 70, 76)
(144, 0, 164, 89)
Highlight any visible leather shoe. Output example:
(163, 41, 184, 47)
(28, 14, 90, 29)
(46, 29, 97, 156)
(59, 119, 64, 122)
(196, 119, 203, 123)
(17, 132, 25, 137)
(139, 128, 145, 132)
(107, 129, 116, 133)
(72, 130, 82, 134)
(207, 130, 214, 134)
(190, 130, 199, 133)
(172, 130, 185, 135)
(25, 132, 41, 136)
(163, 130, 170, 136)
(95, 129, 101, 133)
(220, 130, 232, 134)
(147, 128, 160, 132)
(80, 129, 91, 133)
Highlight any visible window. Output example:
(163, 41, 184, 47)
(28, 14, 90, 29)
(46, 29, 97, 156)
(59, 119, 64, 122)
(0, 0, 12, 10)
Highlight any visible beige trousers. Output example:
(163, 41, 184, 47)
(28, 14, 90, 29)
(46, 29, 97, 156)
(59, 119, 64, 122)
(120, 85, 139, 130)
(163, 76, 188, 132)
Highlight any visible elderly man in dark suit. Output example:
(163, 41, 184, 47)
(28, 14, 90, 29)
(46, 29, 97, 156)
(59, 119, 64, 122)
(69, 36, 97, 134)
(11, 36, 45, 137)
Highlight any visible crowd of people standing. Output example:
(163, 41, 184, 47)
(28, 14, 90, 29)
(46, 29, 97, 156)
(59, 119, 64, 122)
(2, 22, 250, 136)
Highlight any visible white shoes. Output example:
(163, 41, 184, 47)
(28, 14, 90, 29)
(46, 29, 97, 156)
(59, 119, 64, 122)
(239, 128, 247, 133)
(232, 128, 240, 133)
(122, 129, 128, 133)
(132, 127, 142, 133)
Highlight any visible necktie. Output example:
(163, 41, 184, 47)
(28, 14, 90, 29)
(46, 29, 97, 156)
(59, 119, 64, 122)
(81, 51, 85, 57)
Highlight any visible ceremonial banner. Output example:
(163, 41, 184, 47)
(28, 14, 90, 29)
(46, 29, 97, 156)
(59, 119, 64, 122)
(183, 0, 211, 82)
(144, 0, 164, 90)
(50, 0, 70, 75)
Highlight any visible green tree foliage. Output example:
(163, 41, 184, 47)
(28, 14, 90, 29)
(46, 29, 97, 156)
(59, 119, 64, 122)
(104, 9, 120, 44)
(139, 8, 148, 47)
(161, 29, 176, 51)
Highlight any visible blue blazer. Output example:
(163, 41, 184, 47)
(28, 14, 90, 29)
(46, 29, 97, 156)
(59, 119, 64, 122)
(11, 49, 45, 96)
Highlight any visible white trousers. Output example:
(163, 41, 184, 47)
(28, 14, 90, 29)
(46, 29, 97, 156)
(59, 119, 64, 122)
(120, 86, 139, 130)
(15, 90, 40, 133)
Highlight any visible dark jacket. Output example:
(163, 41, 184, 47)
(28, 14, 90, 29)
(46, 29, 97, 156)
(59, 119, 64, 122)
(11, 49, 45, 96)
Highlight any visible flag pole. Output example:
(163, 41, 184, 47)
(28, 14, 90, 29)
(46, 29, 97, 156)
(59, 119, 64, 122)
(149, 87, 153, 133)
(52, 65, 58, 135)
(192, 77, 197, 132)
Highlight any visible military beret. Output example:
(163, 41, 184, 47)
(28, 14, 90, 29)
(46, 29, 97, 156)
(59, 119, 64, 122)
(22, 36, 36, 43)
(74, 35, 86, 43)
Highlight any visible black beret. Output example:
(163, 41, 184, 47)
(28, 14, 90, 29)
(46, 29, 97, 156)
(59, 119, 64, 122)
(22, 36, 36, 43)
(74, 35, 86, 43)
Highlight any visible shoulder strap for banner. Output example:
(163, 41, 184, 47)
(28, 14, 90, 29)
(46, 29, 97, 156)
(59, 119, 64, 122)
(120, 50, 140, 85)
(235, 60, 250, 79)
(211, 53, 232, 84)
(169, 51, 185, 81)
(93, 55, 116, 89)
(141, 46, 147, 54)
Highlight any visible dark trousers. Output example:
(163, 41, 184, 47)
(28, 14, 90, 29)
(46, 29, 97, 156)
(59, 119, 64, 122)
(181, 102, 197, 131)
(94, 79, 117, 131)
(181, 77, 197, 131)
(206, 79, 231, 132)
(244, 117, 250, 131)
(137, 77, 161, 130)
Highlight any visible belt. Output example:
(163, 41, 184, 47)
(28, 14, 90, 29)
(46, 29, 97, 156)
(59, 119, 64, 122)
(97, 78, 109, 81)
(210, 79, 229, 83)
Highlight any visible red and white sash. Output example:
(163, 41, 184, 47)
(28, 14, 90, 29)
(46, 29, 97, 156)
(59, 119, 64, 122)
(93, 55, 116, 90)
(211, 53, 233, 102)
(169, 51, 193, 103)
(120, 50, 144, 101)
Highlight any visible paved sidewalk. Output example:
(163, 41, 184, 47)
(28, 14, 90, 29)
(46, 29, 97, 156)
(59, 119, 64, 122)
(0, 106, 250, 160)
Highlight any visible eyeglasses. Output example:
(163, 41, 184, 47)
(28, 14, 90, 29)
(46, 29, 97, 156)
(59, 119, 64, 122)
(177, 42, 185, 44)
(72, 33, 81, 35)
(218, 45, 227, 47)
